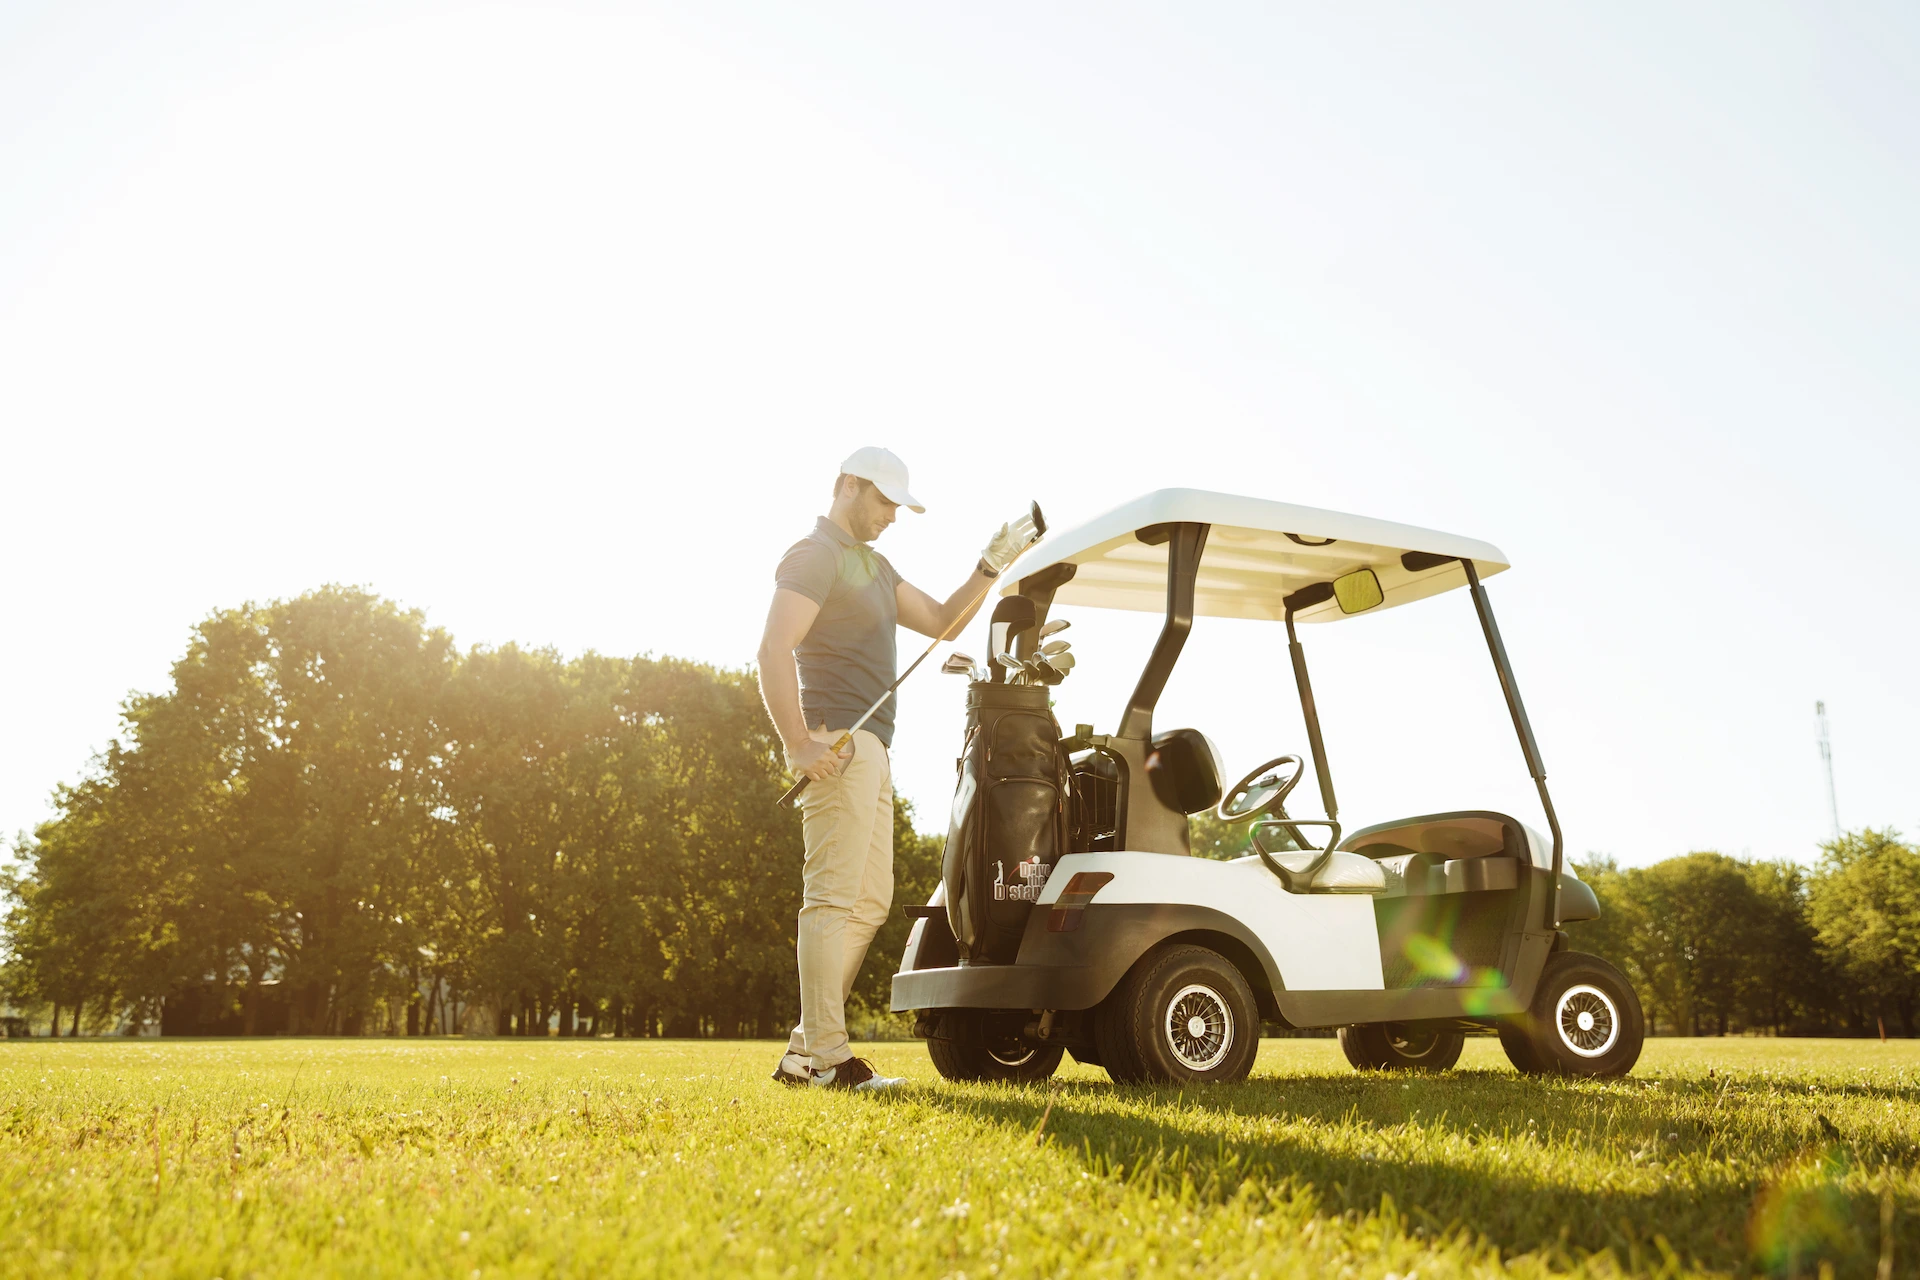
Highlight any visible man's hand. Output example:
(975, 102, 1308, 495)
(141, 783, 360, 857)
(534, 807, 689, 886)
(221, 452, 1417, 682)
(787, 725, 853, 782)
(981, 508, 1041, 575)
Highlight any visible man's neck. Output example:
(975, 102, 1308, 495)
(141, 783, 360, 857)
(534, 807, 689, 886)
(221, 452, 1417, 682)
(824, 505, 860, 541)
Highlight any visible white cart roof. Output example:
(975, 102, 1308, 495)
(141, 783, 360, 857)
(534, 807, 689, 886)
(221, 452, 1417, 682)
(1002, 488, 1510, 623)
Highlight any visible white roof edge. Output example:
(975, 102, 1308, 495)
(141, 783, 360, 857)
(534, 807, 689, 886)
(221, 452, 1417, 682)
(999, 488, 1513, 623)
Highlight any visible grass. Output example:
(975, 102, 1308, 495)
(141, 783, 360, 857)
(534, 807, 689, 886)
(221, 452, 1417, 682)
(2, 1037, 1915, 1278)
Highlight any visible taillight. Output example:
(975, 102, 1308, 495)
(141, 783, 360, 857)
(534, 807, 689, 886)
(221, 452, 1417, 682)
(1046, 871, 1115, 933)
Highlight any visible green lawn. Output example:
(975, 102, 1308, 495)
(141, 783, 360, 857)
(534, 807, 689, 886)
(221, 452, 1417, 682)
(2, 1037, 1914, 1278)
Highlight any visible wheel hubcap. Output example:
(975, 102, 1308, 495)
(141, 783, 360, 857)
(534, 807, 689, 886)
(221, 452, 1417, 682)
(986, 1032, 1037, 1068)
(1384, 1023, 1443, 1059)
(1165, 984, 1233, 1071)
(1555, 983, 1620, 1057)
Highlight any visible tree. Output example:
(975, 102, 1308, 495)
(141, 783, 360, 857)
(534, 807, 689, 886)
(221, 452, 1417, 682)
(1189, 810, 1255, 861)
(1738, 858, 1829, 1035)
(1570, 851, 1779, 1035)
(1808, 829, 1920, 1037)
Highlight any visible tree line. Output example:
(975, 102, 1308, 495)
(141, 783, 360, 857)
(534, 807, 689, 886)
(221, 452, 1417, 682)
(1, 587, 938, 1039)
(5, 585, 1912, 1039)
(1572, 833, 1920, 1037)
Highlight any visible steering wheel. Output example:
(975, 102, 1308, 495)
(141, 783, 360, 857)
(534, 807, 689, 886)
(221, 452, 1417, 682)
(1217, 755, 1305, 823)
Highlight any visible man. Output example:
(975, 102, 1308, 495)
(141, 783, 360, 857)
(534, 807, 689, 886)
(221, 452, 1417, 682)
(759, 446, 1036, 1091)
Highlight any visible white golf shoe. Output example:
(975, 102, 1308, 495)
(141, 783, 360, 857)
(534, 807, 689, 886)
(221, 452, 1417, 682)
(810, 1056, 905, 1091)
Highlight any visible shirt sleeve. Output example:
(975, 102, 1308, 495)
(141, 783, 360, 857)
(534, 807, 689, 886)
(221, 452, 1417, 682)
(874, 552, 903, 595)
(775, 538, 839, 605)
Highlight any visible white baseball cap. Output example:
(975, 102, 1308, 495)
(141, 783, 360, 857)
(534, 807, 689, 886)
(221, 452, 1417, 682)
(839, 446, 925, 513)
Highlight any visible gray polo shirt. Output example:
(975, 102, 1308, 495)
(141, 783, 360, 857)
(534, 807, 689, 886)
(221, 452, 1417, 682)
(776, 517, 903, 748)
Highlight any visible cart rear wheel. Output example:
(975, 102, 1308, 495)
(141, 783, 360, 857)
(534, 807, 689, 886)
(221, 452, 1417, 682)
(1339, 1021, 1465, 1072)
(926, 1015, 1063, 1083)
(1497, 1018, 1547, 1074)
(1096, 944, 1259, 1085)
(1092, 990, 1147, 1084)
(1511, 951, 1644, 1078)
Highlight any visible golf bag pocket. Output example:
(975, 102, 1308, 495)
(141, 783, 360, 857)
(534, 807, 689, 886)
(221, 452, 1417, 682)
(943, 683, 1068, 964)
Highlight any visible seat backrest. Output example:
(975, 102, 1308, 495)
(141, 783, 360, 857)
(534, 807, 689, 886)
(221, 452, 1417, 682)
(1143, 728, 1225, 816)
(1340, 811, 1542, 866)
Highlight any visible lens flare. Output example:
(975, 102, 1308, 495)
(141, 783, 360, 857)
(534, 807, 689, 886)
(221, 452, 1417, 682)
(1746, 1149, 1867, 1277)
(1404, 933, 1466, 984)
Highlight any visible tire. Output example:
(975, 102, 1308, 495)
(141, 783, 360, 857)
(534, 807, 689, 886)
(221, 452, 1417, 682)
(1096, 944, 1260, 1085)
(926, 1014, 1064, 1083)
(1338, 1021, 1465, 1072)
(1497, 1018, 1547, 1074)
(1092, 990, 1147, 1083)
(1511, 951, 1644, 1078)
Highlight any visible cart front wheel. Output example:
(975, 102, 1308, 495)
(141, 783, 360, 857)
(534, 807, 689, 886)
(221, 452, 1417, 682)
(1510, 951, 1644, 1078)
(1339, 1021, 1465, 1072)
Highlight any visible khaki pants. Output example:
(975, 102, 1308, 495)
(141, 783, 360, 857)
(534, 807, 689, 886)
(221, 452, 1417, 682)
(787, 728, 894, 1071)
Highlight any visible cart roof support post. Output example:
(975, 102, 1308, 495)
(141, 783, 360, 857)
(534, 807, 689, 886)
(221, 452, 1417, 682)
(1117, 522, 1209, 741)
(1284, 612, 1339, 824)
(1013, 562, 1079, 660)
(1462, 558, 1565, 928)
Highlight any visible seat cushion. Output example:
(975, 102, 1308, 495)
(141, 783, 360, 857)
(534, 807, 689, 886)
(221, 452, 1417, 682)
(1268, 850, 1387, 894)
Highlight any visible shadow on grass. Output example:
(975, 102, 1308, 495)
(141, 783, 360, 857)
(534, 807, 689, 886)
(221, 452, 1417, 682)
(916, 1070, 1910, 1276)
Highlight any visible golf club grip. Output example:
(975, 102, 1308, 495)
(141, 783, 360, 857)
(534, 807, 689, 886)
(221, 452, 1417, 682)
(775, 731, 854, 809)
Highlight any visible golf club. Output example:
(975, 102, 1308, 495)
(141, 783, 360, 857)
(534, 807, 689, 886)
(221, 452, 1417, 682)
(776, 501, 1046, 808)
(941, 652, 979, 676)
(986, 595, 1038, 684)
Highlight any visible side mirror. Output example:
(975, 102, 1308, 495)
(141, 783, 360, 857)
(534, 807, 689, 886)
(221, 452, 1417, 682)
(1333, 567, 1384, 614)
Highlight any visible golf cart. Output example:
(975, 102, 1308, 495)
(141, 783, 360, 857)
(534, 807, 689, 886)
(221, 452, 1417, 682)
(893, 488, 1644, 1084)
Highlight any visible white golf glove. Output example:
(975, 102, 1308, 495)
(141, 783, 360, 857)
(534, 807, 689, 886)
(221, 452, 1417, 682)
(980, 509, 1040, 575)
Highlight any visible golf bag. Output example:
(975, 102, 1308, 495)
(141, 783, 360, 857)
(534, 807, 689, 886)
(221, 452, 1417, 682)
(942, 681, 1070, 964)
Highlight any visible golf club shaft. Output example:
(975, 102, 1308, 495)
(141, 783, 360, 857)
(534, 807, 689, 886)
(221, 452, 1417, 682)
(775, 566, 1011, 810)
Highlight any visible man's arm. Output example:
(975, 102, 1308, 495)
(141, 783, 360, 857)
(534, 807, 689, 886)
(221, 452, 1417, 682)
(895, 564, 997, 640)
(757, 588, 847, 781)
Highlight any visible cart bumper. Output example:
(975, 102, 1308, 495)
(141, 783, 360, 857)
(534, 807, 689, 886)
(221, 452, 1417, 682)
(890, 963, 1106, 1014)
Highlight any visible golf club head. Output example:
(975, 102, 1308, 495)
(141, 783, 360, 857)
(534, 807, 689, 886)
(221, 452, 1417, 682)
(1037, 619, 1070, 640)
(970, 664, 990, 683)
(941, 652, 978, 676)
(995, 652, 1024, 670)
(1040, 639, 1071, 657)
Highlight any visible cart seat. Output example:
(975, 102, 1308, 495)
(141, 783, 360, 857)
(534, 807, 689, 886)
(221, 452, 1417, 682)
(1265, 849, 1387, 894)
(1338, 810, 1548, 868)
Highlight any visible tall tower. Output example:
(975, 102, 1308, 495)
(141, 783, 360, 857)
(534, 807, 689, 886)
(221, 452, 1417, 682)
(1816, 700, 1840, 842)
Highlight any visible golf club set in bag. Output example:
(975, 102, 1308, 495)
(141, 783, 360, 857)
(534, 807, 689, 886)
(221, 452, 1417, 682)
(938, 610, 1074, 686)
(938, 592, 1079, 965)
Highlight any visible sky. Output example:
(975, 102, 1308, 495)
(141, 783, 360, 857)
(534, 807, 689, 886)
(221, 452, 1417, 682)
(2, 1, 1915, 868)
